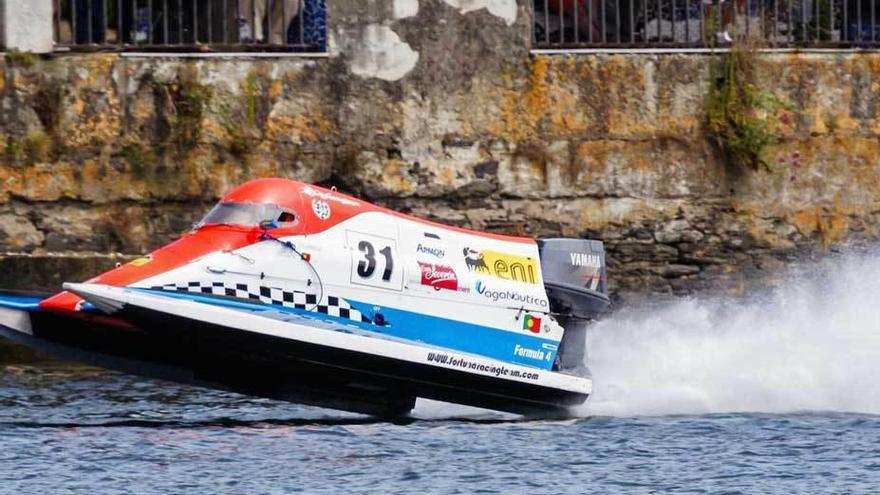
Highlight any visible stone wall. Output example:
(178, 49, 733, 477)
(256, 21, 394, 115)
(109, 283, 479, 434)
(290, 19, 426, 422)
(1, 0, 880, 301)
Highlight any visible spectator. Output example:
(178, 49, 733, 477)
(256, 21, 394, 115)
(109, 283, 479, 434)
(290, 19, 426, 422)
(539, 0, 641, 44)
(239, 0, 301, 44)
(288, 0, 326, 50)
(547, 0, 601, 42)
(706, 0, 746, 43)
(74, 0, 106, 44)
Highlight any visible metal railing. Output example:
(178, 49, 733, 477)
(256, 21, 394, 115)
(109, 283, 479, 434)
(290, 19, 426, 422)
(533, 0, 880, 48)
(54, 0, 326, 52)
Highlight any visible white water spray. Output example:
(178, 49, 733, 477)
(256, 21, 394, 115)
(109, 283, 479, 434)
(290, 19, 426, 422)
(581, 252, 880, 417)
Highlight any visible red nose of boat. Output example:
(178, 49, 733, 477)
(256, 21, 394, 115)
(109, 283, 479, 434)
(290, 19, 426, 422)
(39, 226, 261, 312)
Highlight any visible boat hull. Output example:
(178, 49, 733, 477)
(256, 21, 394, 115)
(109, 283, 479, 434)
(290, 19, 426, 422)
(0, 289, 590, 417)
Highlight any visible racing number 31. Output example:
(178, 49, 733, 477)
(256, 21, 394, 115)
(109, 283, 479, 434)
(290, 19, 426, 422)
(356, 241, 394, 281)
(347, 231, 403, 291)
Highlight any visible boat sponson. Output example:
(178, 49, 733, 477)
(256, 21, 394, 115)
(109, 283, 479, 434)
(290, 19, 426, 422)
(26, 287, 589, 416)
(8, 310, 416, 417)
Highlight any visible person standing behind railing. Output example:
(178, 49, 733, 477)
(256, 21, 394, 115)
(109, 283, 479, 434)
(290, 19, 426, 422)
(705, 0, 746, 43)
(73, 0, 106, 44)
(544, 0, 641, 45)
(238, 0, 301, 44)
(547, 0, 601, 42)
(287, 0, 326, 49)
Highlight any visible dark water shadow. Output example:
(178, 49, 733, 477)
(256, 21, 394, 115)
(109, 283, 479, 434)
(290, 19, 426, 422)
(0, 414, 593, 429)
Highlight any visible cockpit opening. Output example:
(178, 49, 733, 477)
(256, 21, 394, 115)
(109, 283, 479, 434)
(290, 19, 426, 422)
(196, 202, 299, 229)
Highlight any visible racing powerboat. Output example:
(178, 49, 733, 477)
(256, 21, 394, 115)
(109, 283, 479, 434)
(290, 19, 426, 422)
(0, 179, 609, 417)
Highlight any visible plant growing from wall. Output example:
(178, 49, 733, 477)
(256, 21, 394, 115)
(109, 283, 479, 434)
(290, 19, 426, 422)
(218, 103, 256, 160)
(156, 68, 212, 154)
(33, 80, 66, 134)
(120, 141, 156, 176)
(4, 49, 37, 68)
(5, 132, 52, 165)
(32, 78, 68, 158)
(4, 138, 25, 164)
(706, 40, 792, 171)
(216, 70, 276, 160)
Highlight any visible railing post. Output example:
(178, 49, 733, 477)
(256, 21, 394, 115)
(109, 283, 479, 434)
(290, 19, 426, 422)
(1, 0, 55, 52)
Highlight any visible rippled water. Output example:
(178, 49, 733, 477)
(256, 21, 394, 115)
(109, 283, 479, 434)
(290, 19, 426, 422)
(3, 252, 880, 493)
(2, 368, 880, 494)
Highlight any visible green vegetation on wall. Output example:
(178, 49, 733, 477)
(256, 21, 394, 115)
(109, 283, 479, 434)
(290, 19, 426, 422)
(706, 43, 792, 172)
(155, 67, 213, 154)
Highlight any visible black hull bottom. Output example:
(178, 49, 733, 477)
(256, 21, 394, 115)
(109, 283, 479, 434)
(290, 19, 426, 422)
(2, 308, 588, 417)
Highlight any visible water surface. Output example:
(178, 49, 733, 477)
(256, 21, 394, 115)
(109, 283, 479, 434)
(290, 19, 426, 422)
(2, 368, 878, 494)
(3, 252, 880, 494)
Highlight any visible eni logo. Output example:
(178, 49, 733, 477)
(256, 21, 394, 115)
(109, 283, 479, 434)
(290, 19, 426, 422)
(464, 248, 537, 285)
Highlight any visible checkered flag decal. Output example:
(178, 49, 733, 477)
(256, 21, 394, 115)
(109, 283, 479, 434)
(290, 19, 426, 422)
(148, 281, 371, 324)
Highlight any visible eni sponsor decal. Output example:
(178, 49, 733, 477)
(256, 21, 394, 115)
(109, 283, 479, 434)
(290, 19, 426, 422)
(462, 248, 538, 284)
(475, 281, 548, 308)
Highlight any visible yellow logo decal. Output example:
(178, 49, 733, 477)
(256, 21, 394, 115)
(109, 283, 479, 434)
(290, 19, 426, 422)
(129, 257, 152, 267)
(463, 248, 538, 284)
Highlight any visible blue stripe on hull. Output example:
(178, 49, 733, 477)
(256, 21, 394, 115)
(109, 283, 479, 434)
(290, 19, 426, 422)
(0, 296, 41, 311)
(344, 301, 558, 370)
(131, 288, 559, 370)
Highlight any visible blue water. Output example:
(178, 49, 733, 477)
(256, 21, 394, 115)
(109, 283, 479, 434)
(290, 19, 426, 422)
(1, 368, 878, 494)
(0, 368, 880, 494)
(2, 252, 880, 494)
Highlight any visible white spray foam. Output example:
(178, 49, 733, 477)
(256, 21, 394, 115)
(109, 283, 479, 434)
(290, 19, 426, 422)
(580, 252, 880, 417)
(411, 398, 513, 420)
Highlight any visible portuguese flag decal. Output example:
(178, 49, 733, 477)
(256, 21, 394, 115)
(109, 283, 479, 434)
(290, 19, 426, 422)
(522, 314, 542, 333)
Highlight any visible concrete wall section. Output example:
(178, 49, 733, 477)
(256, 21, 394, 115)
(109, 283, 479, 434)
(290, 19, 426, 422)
(1, 0, 54, 53)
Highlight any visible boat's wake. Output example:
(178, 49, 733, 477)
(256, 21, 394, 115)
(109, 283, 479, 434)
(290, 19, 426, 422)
(579, 251, 880, 417)
(8, 252, 880, 423)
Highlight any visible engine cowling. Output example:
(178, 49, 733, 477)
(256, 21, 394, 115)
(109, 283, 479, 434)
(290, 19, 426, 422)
(538, 238, 610, 375)
(538, 238, 610, 320)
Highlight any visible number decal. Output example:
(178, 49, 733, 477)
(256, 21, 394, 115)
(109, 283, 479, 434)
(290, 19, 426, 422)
(356, 241, 393, 281)
(347, 231, 402, 291)
(357, 241, 376, 278)
(379, 246, 393, 281)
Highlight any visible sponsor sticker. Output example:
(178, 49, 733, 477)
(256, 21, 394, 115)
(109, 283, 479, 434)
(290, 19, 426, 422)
(462, 247, 538, 284)
(129, 256, 152, 267)
(426, 351, 540, 380)
(418, 261, 458, 291)
(416, 243, 445, 259)
(522, 314, 542, 333)
(301, 185, 360, 207)
(569, 252, 602, 268)
(475, 280, 548, 308)
(311, 199, 331, 220)
(514, 344, 552, 363)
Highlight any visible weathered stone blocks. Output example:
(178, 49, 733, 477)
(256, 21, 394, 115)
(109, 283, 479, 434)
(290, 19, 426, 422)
(0, 1, 879, 301)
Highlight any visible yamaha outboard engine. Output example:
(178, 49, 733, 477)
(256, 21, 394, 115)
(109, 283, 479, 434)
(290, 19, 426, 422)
(537, 238, 611, 375)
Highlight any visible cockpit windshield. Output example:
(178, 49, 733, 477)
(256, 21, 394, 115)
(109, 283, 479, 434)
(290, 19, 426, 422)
(196, 202, 298, 228)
